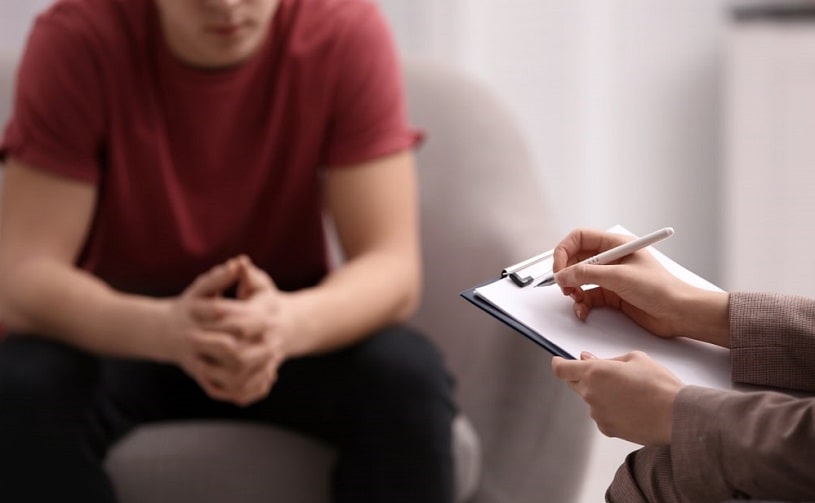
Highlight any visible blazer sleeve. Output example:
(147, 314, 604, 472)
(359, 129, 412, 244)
(669, 386, 815, 502)
(608, 292, 815, 503)
(729, 292, 815, 392)
(665, 292, 815, 501)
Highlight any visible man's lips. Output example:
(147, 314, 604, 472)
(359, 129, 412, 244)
(208, 23, 249, 37)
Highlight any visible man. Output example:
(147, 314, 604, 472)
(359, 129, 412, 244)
(0, 0, 456, 501)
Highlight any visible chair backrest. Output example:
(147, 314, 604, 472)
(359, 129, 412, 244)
(0, 51, 18, 150)
(0, 52, 16, 332)
(0, 51, 19, 198)
(404, 59, 553, 359)
(403, 60, 592, 502)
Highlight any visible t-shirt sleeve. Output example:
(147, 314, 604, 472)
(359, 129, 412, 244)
(1, 13, 105, 183)
(322, 3, 421, 166)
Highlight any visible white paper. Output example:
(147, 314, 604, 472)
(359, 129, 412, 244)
(474, 226, 733, 390)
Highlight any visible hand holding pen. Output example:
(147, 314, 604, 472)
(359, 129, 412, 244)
(543, 226, 716, 339)
(535, 227, 674, 287)
(551, 226, 731, 345)
(549, 227, 734, 453)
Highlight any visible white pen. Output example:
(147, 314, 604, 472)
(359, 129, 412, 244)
(534, 226, 675, 287)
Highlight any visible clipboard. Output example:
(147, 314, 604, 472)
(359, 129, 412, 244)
(459, 225, 735, 390)
(460, 251, 572, 358)
(460, 284, 572, 359)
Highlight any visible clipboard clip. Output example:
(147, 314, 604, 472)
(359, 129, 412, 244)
(501, 250, 554, 287)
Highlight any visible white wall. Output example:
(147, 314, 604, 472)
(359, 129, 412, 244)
(379, 0, 745, 284)
(0, 0, 50, 56)
(723, 15, 815, 297)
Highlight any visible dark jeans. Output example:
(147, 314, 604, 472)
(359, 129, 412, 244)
(0, 325, 456, 503)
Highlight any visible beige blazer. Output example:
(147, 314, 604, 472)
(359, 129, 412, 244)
(607, 292, 815, 503)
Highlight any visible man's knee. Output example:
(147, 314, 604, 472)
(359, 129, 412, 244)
(0, 336, 100, 418)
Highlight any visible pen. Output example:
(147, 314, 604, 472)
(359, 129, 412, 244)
(534, 226, 675, 287)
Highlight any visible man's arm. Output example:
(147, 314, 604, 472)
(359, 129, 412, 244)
(278, 149, 421, 357)
(0, 159, 231, 363)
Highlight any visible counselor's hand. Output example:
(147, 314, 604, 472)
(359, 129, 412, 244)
(552, 350, 684, 445)
(551, 228, 700, 339)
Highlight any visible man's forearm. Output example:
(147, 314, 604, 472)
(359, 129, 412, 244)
(282, 250, 421, 358)
(0, 259, 172, 361)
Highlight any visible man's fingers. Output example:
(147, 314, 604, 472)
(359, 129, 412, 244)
(195, 351, 278, 407)
(234, 361, 278, 407)
(236, 256, 274, 298)
(240, 340, 279, 373)
(199, 381, 232, 403)
(188, 299, 266, 342)
(187, 298, 227, 324)
(191, 331, 240, 368)
(187, 259, 241, 298)
(195, 307, 265, 340)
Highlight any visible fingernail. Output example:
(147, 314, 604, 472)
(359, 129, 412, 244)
(573, 302, 584, 320)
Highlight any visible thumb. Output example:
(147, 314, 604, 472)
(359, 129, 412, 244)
(236, 256, 274, 298)
(551, 357, 588, 382)
(187, 259, 242, 298)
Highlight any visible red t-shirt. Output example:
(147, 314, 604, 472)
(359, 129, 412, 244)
(1, 0, 419, 295)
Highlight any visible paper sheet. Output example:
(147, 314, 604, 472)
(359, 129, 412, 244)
(473, 227, 733, 389)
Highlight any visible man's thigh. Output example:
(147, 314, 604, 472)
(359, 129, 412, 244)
(240, 323, 456, 441)
(102, 323, 454, 442)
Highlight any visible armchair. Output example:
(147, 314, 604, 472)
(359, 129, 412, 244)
(0, 52, 593, 502)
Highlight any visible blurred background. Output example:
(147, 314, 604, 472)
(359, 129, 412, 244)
(4, 0, 815, 294)
(2, 0, 815, 500)
(375, 0, 815, 299)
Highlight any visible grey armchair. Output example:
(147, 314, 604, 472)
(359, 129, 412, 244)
(0, 53, 593, 502)
(397, 60, 593, 502)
